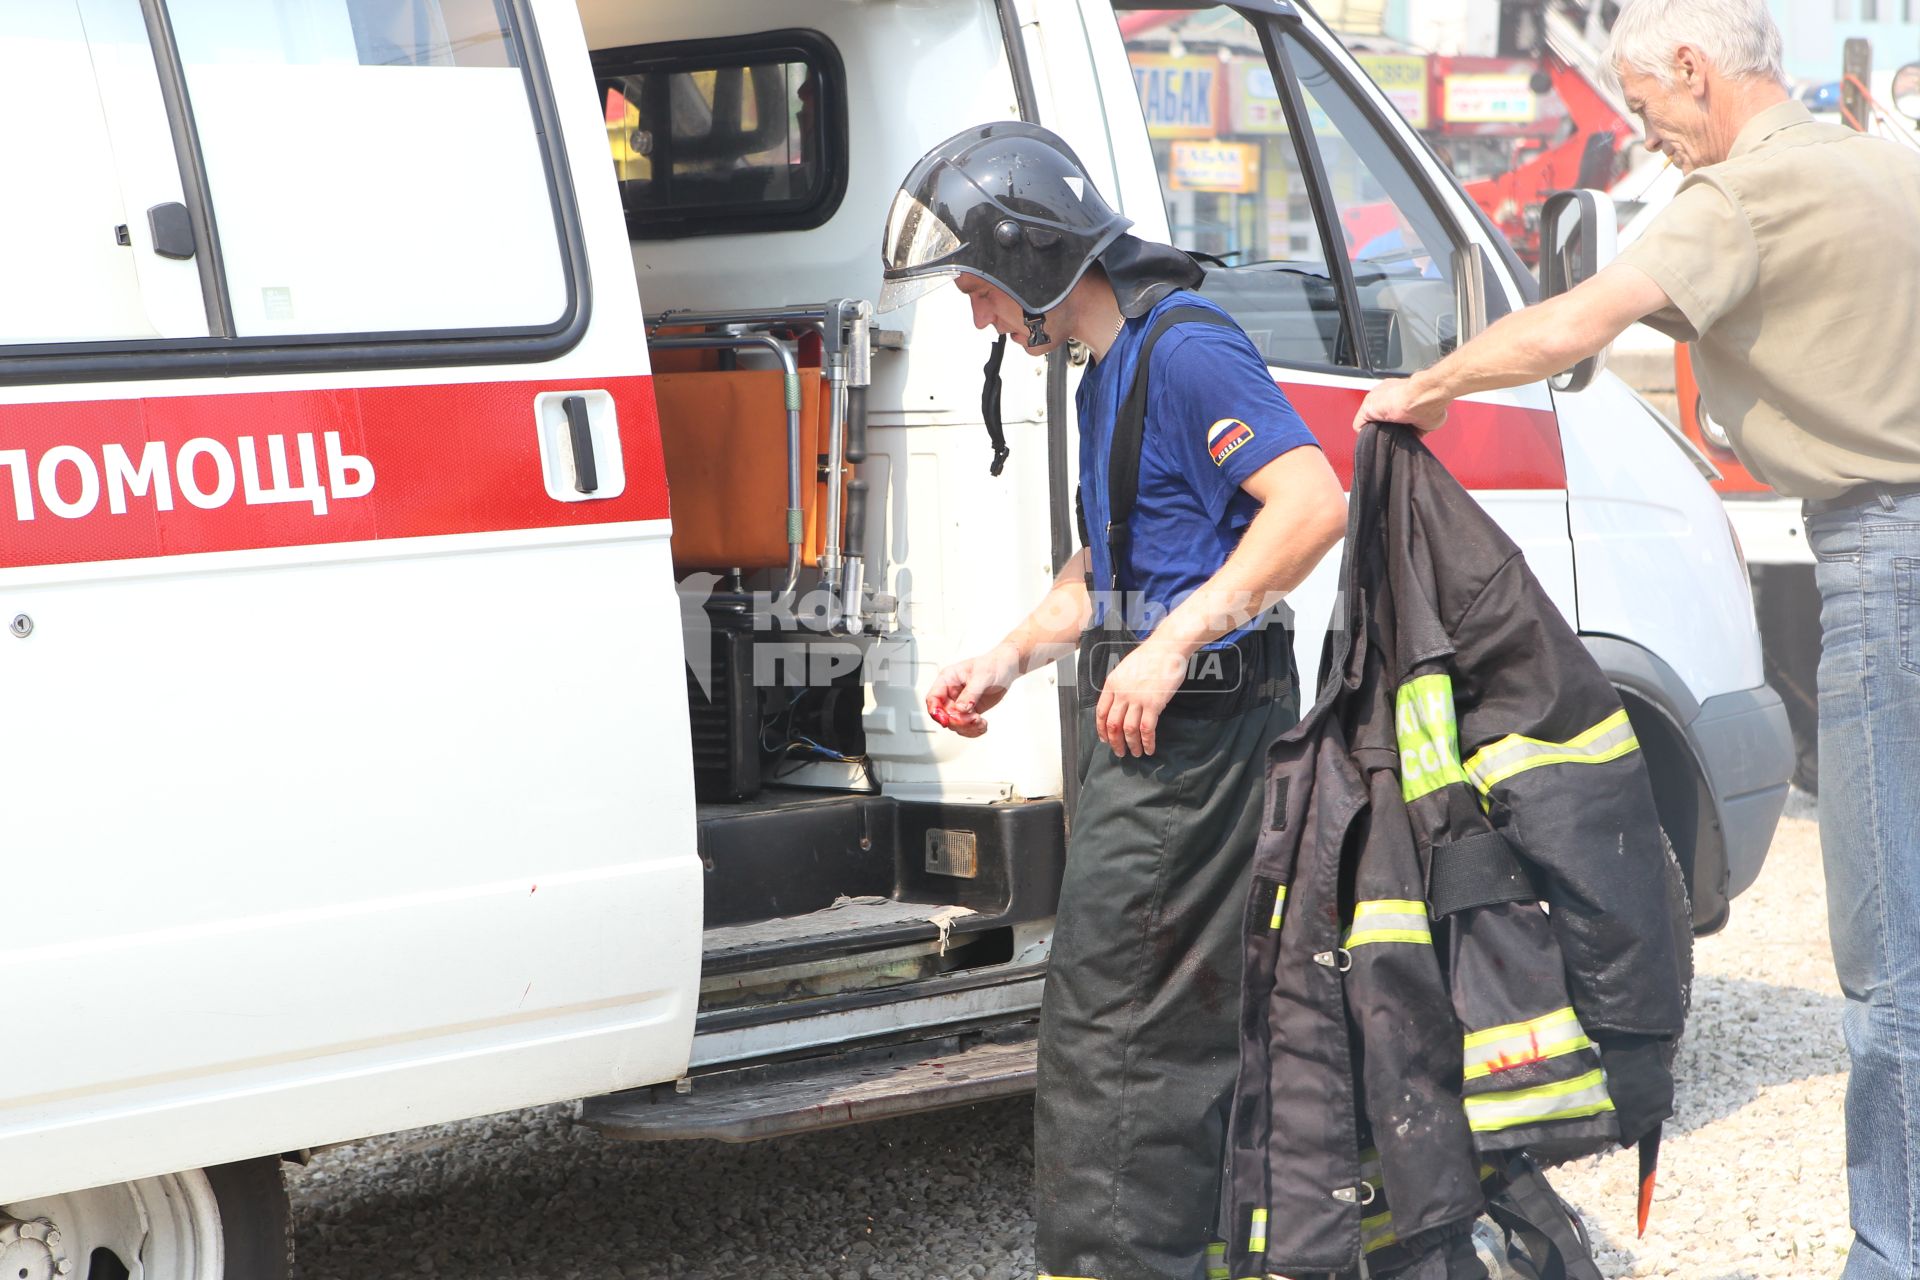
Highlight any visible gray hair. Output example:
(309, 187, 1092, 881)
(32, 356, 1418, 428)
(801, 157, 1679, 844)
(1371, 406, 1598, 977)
(1608, 0, 1786, 88)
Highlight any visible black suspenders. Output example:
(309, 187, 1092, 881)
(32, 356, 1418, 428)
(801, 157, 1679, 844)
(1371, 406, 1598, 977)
(1080, 306, 1237, 597)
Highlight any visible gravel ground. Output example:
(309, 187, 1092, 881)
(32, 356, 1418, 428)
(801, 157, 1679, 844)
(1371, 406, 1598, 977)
(288, 794, 1848, 1280)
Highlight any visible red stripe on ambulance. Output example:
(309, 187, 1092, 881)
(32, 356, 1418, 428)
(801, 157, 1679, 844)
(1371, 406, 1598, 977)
(1279, 381, 1567, 491)
(0, 376, 668, 569)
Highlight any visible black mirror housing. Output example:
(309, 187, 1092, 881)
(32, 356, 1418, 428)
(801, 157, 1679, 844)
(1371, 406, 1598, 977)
(1538, 188, 1618, 393)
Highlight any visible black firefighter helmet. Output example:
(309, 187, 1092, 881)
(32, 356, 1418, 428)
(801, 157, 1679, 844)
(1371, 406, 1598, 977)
(880, 122, 1153, 347)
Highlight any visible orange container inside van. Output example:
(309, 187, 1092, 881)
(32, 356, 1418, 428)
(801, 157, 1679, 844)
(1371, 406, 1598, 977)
(650, 360, 847, 573)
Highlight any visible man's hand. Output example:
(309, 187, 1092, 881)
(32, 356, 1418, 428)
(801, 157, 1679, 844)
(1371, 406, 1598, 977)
(1095, 640, 1190, 758)
(1354, 374, 1448, 435)
(927, 643, 1025, 738)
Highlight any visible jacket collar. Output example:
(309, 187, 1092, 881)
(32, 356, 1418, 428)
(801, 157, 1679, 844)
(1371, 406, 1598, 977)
(1728, 98, 1813, 160)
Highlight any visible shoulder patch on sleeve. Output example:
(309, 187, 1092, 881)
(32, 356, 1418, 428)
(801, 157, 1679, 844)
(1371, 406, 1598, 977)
(1207, 417, 1255, 466)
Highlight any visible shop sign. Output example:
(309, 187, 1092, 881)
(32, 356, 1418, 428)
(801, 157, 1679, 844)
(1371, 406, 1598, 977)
(1358, 54, 1429, 129)
(1228, 60, 1289, 134)
(1229, 57, 1426, 134)
(1168, 140, 1261, 193)
(1443, 73, 1536, 123)
(1130, 54, 1220, 138)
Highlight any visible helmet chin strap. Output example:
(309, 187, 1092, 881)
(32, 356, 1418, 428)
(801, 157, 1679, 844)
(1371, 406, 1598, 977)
(1022, 311, 1051, 349)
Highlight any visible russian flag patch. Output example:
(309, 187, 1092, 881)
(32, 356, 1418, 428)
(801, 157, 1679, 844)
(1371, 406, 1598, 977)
(1207, 418, 1254, 466)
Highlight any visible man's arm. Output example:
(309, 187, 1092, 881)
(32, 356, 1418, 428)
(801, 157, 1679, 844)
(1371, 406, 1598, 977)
(1353, 264, 1675, 433)
(1096, 445, 1346, 756)
(1000, 547, 1096, 672)
(928, 548, 1093, 738)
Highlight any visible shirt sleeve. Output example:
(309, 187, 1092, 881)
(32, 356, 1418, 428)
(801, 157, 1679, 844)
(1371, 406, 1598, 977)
(1613, 178, 1760, 342)
(1149, 321, 1320, 524)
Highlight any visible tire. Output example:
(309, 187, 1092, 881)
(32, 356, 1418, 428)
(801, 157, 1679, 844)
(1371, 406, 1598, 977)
(1, 1157, 289, 1280)
(205, 1157, 293, 1280)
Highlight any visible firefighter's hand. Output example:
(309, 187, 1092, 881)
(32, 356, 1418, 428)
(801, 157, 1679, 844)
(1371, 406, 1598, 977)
(1354, 376, 1449, 434)
(1095, 641, 1189, 758)
(927, 643, 1024, 738)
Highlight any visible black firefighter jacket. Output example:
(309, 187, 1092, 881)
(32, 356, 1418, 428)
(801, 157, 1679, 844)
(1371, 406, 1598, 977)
(1223, 424, 1686, 1277)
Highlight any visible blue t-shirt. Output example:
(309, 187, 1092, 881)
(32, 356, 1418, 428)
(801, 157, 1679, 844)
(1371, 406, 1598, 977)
(1077, 290, 1319, 637)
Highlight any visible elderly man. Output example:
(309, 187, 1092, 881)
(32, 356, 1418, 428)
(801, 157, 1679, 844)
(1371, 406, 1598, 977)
(1357, 1, 1920, 1274)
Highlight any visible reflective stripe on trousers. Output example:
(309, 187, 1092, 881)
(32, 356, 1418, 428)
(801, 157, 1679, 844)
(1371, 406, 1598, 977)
(1041, 1253, 1230, 1280)
(1462, 1007, 1594, 1082)
(1462, 1068, 1615, 1133)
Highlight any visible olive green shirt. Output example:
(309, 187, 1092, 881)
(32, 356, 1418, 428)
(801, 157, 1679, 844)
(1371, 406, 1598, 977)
(1615, 100, 1920, 499)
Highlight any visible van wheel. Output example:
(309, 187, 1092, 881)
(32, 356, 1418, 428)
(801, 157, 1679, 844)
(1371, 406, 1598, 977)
(1, 1157, 289, 1280)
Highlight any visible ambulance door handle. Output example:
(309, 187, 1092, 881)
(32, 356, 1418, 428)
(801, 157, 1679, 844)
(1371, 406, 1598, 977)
(147, 203, 196, 260)
(563, 394, 599, 493)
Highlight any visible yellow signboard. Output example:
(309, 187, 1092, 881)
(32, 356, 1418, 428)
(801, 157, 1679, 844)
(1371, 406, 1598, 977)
(1358, 54, 1429, 129)
(1130, 53, 1221, 139)
(1168, 140, 1261, 193)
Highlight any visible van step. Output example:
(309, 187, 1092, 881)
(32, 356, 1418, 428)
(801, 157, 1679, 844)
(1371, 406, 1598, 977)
(702, 895, 984, 976)
(580, 1027, 1038, 1143)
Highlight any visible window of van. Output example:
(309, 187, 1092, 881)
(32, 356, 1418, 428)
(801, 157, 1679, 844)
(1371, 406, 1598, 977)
(591, 31, 848, 240)
(1281, 31, 1465, 374)
(1122, 8, 1508, 375)
(167, 0, 568, 337)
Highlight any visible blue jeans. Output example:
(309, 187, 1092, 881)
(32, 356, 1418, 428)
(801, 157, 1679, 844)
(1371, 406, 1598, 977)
(1808, 492, 1920, 1280)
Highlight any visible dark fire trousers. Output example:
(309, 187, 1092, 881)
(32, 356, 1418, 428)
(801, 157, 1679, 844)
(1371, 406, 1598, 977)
(1035, 639, 1298, 1280)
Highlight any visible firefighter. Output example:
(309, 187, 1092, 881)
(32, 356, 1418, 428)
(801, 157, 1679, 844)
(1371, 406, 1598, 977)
(877, 123, 1346, 1280)
(1356, 2, 1920, 1275)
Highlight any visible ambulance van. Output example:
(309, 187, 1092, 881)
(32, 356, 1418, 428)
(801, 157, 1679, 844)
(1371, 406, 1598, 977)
(0, 0, 1790, 1273)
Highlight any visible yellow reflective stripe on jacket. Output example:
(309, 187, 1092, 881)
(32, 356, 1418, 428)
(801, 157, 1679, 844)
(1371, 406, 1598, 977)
(1358, 1148, 1383, 1189)
(1462, 1007, 1594, 1081)
(1206, 1241, 1230, 1280)
(1248, 1207, 1269, 1253)
(1361, 1209, 1398, 1255)
(1463, 1068, 1615, 1132)
(1396, 674, 1467, 801)
(1353, 1150, 1396, 1252)
(1270, 885, 1288, 930)
(1344, 899, 1433, 949)
(1463, 710, 1639, 795)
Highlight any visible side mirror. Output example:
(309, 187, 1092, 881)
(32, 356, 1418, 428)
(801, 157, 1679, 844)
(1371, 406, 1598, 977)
(1539, 188, 1618, 393)
(1894, 62, 1920, 120)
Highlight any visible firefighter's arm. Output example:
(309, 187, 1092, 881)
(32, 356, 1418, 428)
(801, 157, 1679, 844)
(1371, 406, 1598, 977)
(927, 548, 1092, 738)
(1352, 264, 1673, 433)
(1096, 445, 1345, 757)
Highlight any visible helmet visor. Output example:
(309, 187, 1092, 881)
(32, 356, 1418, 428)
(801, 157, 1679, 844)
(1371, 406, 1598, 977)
(877, 270, 957, 313)
(883, 188, 962, 270)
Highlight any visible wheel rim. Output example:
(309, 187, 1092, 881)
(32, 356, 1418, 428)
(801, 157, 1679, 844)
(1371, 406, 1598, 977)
(2, 1171, 223, 1280)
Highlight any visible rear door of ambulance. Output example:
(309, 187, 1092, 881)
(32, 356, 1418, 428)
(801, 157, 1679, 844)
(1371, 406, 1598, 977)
(0, 0, 699, 1202)
(1070, 1, 1574, 668)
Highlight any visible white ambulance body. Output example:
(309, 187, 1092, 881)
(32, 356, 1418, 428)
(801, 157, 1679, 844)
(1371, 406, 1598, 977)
(0, 0, 1790, 1273)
